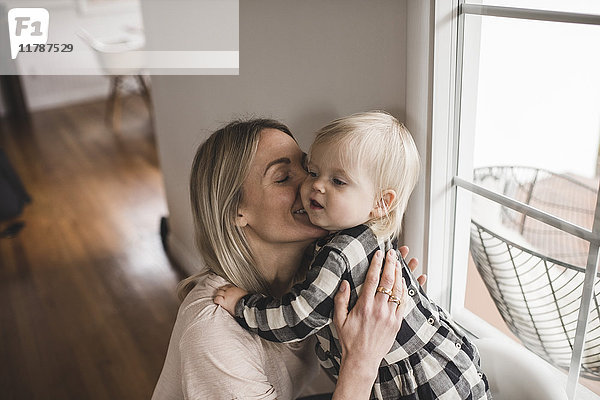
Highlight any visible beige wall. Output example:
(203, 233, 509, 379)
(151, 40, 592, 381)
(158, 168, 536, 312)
(404, 0, 433, 278)
(143, 0, 409, 273)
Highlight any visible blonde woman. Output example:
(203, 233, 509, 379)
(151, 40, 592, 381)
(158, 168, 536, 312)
(152, 119, 422, 400)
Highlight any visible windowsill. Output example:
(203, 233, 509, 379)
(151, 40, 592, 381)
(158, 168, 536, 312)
(455, 305, 600, 398)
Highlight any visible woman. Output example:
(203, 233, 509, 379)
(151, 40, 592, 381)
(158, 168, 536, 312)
(152, 119, 424, 399)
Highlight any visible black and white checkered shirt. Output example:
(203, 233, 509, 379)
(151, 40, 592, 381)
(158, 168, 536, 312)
(235, 225, 491, 399)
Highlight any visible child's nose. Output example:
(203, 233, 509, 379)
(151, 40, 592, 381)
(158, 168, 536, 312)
(312, 179, 325, 193)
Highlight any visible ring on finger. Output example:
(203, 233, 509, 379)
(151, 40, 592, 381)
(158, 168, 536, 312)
(376, 286, 393, 297)
(388, 295, 402, 306)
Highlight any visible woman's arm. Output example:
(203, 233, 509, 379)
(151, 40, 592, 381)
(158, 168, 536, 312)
(331, 246, 419, 400)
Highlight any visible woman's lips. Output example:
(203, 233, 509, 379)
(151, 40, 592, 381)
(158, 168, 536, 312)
(310, 199, 324, 210)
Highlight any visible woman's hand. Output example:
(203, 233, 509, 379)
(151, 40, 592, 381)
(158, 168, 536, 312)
(331, 246, 421, 400)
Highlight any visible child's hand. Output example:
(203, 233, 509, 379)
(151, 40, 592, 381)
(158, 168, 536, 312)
(213, 284, 248, 316)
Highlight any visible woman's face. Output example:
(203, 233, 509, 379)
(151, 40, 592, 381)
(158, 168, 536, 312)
(238, 129, 328, 246)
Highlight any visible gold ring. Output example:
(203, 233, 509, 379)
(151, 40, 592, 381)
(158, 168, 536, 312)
(376, 286, 393, 297)
(388, 295, 402, 306)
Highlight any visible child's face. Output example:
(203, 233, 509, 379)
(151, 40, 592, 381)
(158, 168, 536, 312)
(300, 145, 377, 232)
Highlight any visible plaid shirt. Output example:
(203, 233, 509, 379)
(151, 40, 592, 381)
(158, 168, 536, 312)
(235, 225, 491, 399)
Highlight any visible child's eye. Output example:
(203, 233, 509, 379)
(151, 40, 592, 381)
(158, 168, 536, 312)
(332, 178, 346, 186)
(308, 170, 318, 178)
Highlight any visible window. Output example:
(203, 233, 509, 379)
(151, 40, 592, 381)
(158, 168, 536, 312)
(431, 1, 600, 398)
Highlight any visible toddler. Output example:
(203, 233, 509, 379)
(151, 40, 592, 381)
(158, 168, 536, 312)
(215, 111, 491, 399)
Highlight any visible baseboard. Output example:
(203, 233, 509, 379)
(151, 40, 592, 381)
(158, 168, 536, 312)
(167, 234, 206, 277)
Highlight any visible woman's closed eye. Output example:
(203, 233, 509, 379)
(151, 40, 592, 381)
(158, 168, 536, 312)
(275, 174, 290, 183)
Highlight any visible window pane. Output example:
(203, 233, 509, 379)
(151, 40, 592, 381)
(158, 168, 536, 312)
(465, 0, 600, 15)
(458, 13, 600, 394)
(460, 15, 600, 228)
(472, 166, 593, 267)
(466, 195, 600, 395)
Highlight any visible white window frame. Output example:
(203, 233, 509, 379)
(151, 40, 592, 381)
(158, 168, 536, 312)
(429, 1, 600, 399)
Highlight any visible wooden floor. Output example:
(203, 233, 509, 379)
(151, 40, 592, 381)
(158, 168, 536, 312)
(0, 98, 182, 400)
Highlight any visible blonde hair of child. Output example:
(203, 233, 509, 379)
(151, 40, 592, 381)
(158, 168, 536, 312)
(309, 111, 420, 240)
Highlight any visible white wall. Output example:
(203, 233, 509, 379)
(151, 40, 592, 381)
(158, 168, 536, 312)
(143, 0, 409, 274)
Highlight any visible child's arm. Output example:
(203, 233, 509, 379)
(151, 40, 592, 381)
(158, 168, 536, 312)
(237, 247, 356, 343)
(215, 246, 364, 343)
(216, 248, 397, 345)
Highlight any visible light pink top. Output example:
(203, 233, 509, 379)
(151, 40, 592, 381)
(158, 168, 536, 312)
(152, 273, 330, 400)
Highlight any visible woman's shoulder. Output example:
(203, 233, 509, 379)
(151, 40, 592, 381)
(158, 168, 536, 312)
(177, 273, 265, 350)
(179, 273, 242, 327)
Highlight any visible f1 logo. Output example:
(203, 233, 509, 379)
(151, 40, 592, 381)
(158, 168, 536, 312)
(8, 8, 49, 59)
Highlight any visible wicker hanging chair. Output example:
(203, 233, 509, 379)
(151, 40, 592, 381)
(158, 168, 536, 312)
(469, 166, 600, 379)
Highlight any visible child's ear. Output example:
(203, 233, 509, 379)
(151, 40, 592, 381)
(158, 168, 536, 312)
(370, 190, 397, 218)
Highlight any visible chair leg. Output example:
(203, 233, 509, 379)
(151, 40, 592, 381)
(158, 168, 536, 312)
(136, 74, 154, 129)
(106, 75, 123, 133)
(136, 75, 152, 111)
(112, 84, 122, 133)
(106, 76, 118, 126)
